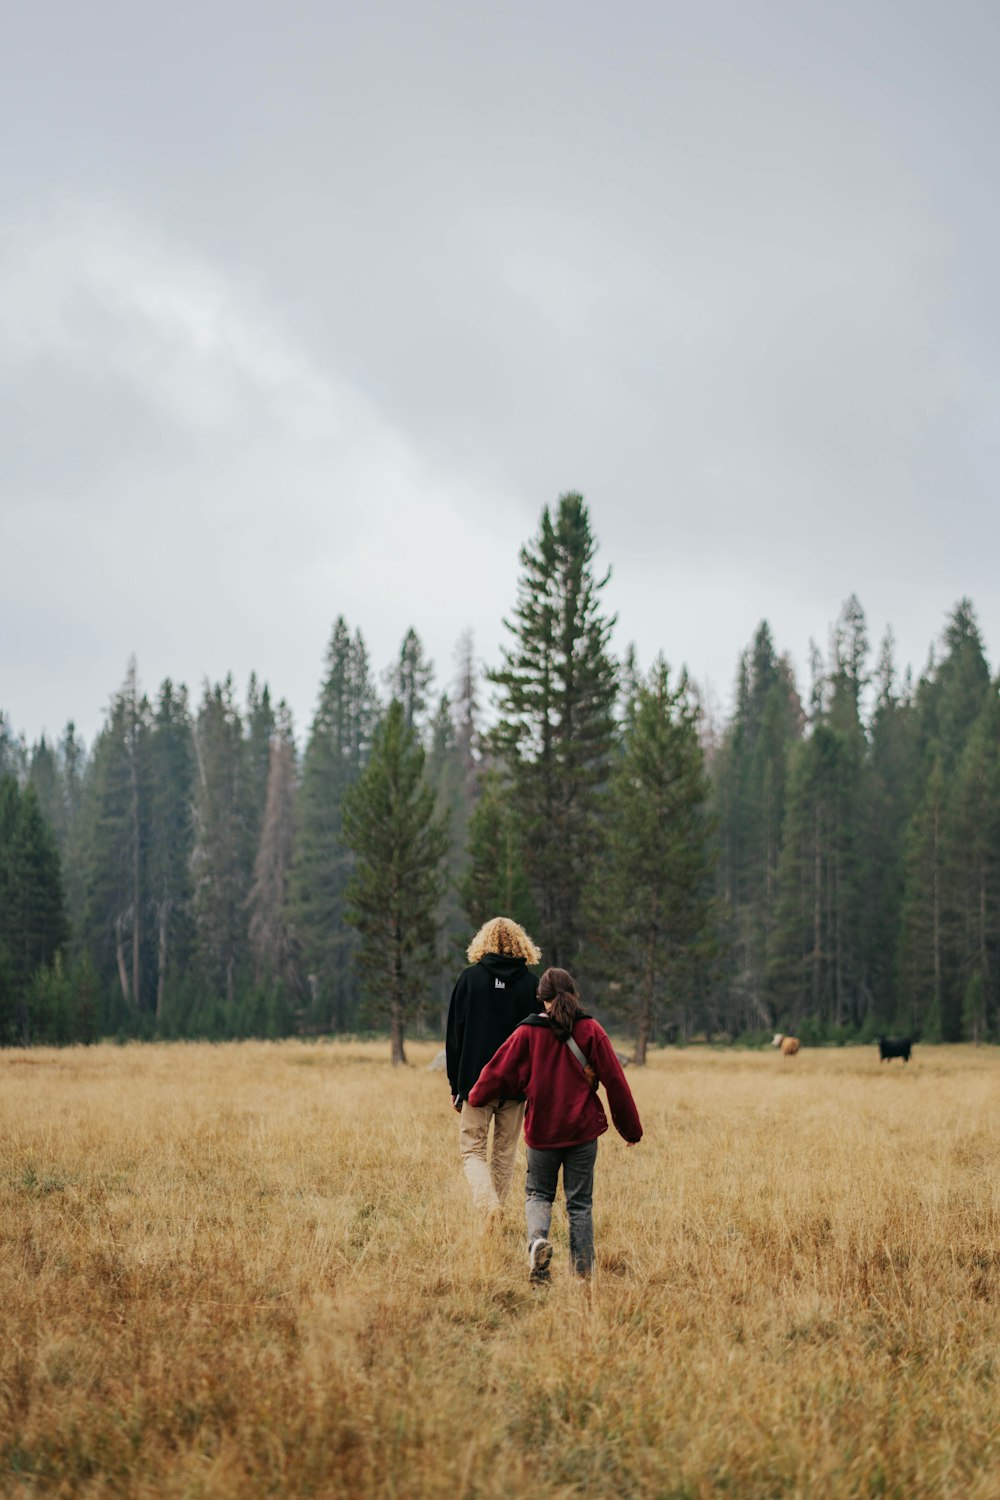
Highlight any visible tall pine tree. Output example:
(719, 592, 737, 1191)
(79, 661, 151, 1012)
(191, 677, 254, 1005)
(713, 622, 803, 1031)
(898, 602, 992, 1039)
(248, 706, 300, 996)
(949, 682, 1000, 1040)
(864, 631, 919, 1025)
(425, 691, 471, 1022)
(769, 599, 872, 1033)
(0, 712, 26, 784)
(342, 699, 449, 1064)
(604, 659, 714, 1061)
(489, 493, 617, 968)
(147, 680, 195, 1019)
(0, 780, 68, 1042)
(290, 619, 378, 1029)
(386, 627, 434, 738)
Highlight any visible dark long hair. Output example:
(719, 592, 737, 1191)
(537, 966, 584, 1041)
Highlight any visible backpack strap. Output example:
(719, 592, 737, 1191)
(565, 1031, 598, 1092)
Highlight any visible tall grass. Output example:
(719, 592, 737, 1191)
(3, 1040, 999, 1497)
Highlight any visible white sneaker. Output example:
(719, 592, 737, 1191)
(528, 1237, 553, 1284)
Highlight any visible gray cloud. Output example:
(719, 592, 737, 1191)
(2, 0, 998, 744)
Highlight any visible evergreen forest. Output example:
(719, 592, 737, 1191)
(2, 494, 998, 1056)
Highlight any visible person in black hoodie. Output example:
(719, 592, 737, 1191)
(446, 916, 542, 1219)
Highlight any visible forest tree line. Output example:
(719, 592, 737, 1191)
(2, 494, 999, 1055)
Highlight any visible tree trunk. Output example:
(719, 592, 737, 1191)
(130, 750, 141, 1010)
(504, 824, 517, 914)
(18, 922, 30, 1042)
(115, 912, 130, 1003)
(634, 914, 658, 1066)
(390, 999, 407, 1066)
(156, 900, 169, 1020)
(932, 802, 941, 1031)
(979, 866, 989, 1032)
(834, 855, 843, 1028)
(812, 807, 822, 1016)
(390, 919, 407, 1065)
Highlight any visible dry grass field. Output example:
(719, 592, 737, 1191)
(3, 1039, 1000, 1499)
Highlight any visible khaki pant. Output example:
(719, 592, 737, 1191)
(459, 1098, 525, 1212)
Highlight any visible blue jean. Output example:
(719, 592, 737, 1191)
(525, 1138, 598, 1277)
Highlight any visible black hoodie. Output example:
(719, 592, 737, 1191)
(446, 954, 542, 1102)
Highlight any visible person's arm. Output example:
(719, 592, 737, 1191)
(591, 1028, 643, 1143)
(445, 977, 465, 1105)
(468, 1029, 530, 1108)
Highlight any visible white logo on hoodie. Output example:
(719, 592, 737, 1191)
(494, 978, 505, 988)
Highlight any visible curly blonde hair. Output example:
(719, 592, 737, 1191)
(466, 916, 541, 966)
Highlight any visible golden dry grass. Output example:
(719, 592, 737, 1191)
(3, 1039, 1000, 1499)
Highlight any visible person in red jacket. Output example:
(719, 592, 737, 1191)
(468, 966, 642, 1283)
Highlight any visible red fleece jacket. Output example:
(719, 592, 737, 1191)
(468, 1016, 643, 1149)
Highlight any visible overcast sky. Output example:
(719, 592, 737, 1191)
(3, 0, 998, 747)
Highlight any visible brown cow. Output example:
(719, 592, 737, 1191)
(771, 1033, 800, 1057)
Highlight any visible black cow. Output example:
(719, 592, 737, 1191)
(877, 1035, 912, 1063)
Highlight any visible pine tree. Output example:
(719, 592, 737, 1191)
(769, 732, 832, 1030)
(713, 623, 803, 1031)
(825, 596, 875, 1029)
(342, 699, 450, 1064)
(446, 630, 490, 964)
(290, 619, 378, 1029)
(191, 677, 254, 1005)
(489, 493, 618, 967)
(147, 680, 195, 1019)
(60, 723, 86, 833)
(425, 692, 469, 1021)
(897, 760, 948, 1038)
(386, 627, 434, 738)
(946, 681, 1000, 1039)
(70, 950, 101, 1044)
(0, 712, 26, 783)
(452, 629, 480, 802)
(769, 600, 873, 1034)
(603, 659, 714, 1061)
(247, 706, 299, 994)
(0, 780, 68, 1042)
(915, 600, 990, 772)
(58, 721, 88, 948)
(864, 631, 920, 1024)
(897, 603, 993, 1040)
(245, 674, 276, 852)
(619, 643, 643, 734)
(0, 778, 17, 1038)
(28, 952, 73, 1044)
(28, 737, 64, 844)
(79, 662, 151, 1012)
(461, 772, 537, 933)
